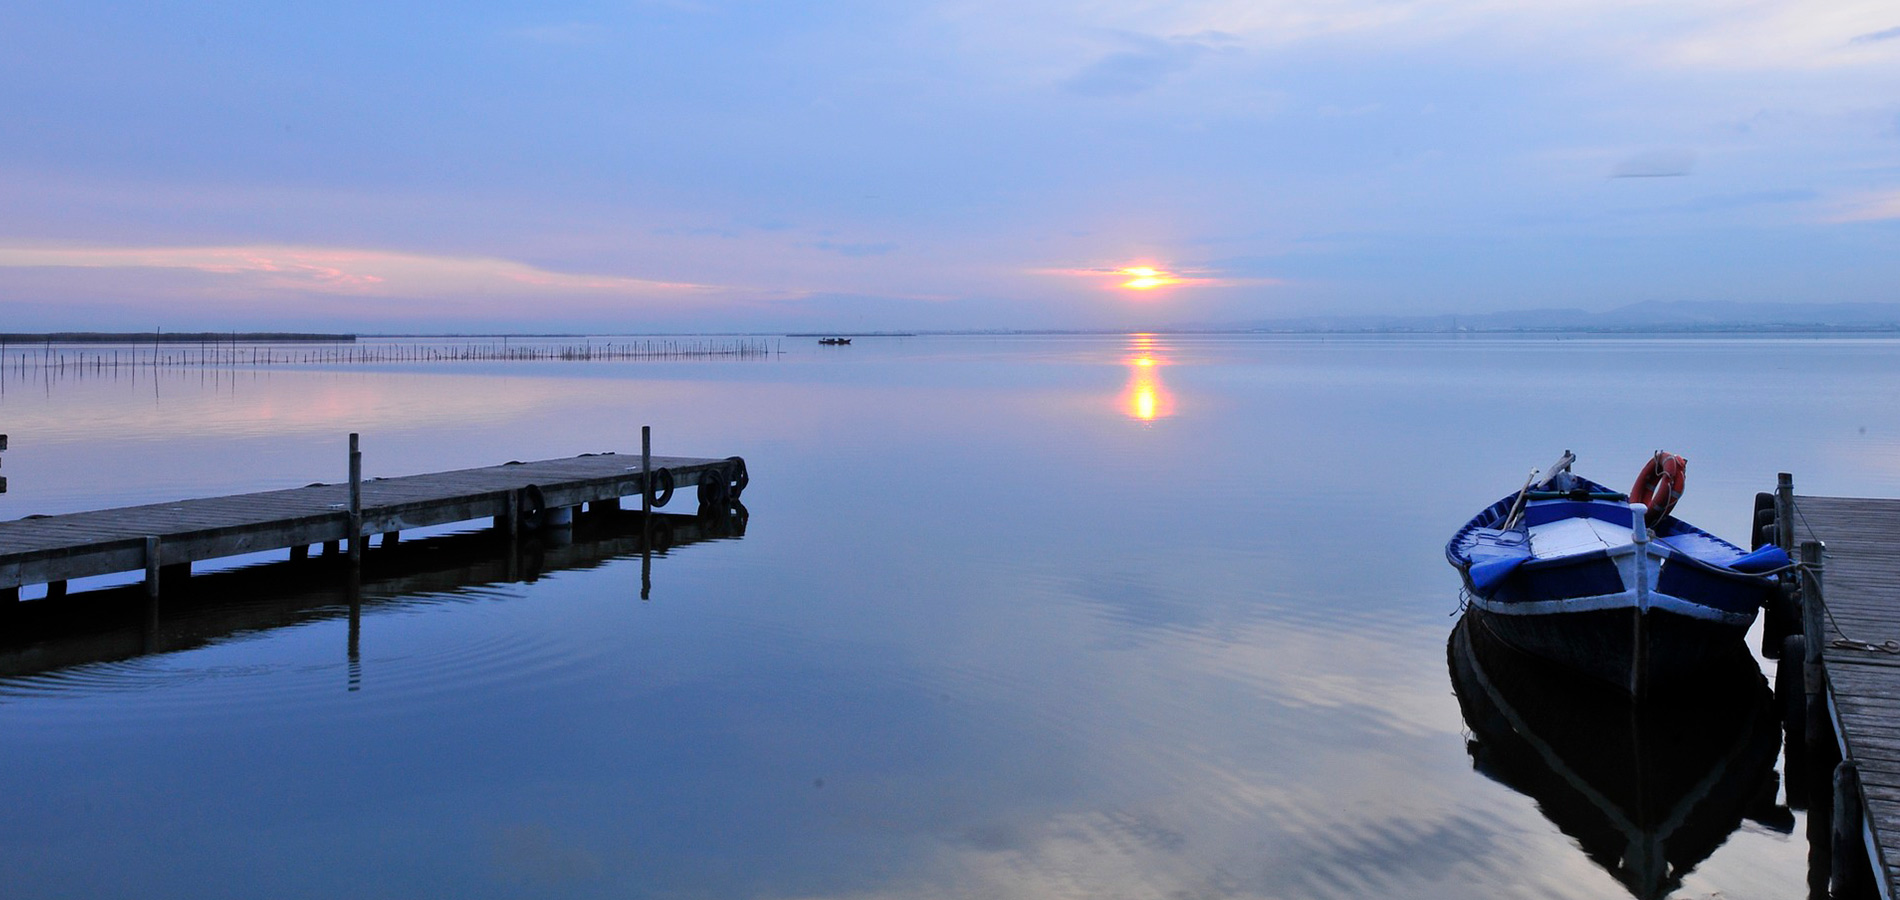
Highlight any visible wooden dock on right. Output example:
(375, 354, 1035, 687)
(1786, 490, 1900, 900)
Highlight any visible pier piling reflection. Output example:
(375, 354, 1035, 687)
(0, 505, 746, 685)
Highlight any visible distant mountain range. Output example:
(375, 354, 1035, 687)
(1201, 301, 1900, 334)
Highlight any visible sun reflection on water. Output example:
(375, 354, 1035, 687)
(1119, 334, 1176, 422)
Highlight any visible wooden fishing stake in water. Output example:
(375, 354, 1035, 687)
(348, 433, 363, 566)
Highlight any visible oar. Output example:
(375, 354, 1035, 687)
(1501, 468, 1539, 531)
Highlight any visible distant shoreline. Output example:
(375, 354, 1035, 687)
(0, 332, 355, 343)
(9, 325, 1900, 343)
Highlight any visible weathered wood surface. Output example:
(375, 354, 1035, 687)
(0, 452, 737, 590)
(1795, 495, 1900, 893)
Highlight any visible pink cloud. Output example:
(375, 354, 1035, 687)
(0, 243, 720, 299)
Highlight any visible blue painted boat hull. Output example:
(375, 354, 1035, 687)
(1469, 600, 1752, 693)
(1447, 475, 1781, 693)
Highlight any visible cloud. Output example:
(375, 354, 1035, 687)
(954, 0, 1900, 74)
(810, 240, 899, 257)
(1825, 189, 1900, 222)
(0, 244, 720, 298)
(1610, 149, 1697, 178)
(1038, 262, 1278, 291)
(1062, 36, 1213, 97)
(1850, 25, 1900, 44)
(510, 22, 606, 45)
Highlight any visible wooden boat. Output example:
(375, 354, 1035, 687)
(1445, 451, 1788, 694)
(817, 337, 852, 345)
(1447, 612, 1786, 899)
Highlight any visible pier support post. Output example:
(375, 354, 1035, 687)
(1799, 534, 1837, 888)
(144, 535, 161, 599)
(1801, 539, 1827, 729)
(642, 426, 652, 516)
(348, 433, 363, 566)
(381, 530, 399, 549)
(641, 425, 653, 600)
(1834, 760, 1870, 897)
(291, 544, 309, 562)
(1, 586, 16, 604)
(1777, 473, 1796, 553)
(45, 580, 66, 599)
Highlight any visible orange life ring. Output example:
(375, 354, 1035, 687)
(1630, 451, 1687, 526)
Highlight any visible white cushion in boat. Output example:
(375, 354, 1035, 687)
(1527, 516, 1633, 560)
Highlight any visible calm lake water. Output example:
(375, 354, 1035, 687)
(2, 333, 1895, 899)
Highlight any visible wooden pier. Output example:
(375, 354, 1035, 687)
(0, 434, 748, 601)
(1781, 482, 1900, 899)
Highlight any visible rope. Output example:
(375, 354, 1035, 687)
(1786, 544, 1900, 653)
(1450, 587, 1472, 617)
(1792, 495, 1821, 546)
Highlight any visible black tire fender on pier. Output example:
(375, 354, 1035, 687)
(726, 456, 749, 497)
(697, 468, 730, 505)
(646, 468, 675, 508)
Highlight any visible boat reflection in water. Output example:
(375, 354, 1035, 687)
(1448, 611, 1789, 899)
(0, 503, 747, 682)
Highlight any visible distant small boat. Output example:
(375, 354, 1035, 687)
(1445, 451, 1789, 694)
(818, 337, 852, 345)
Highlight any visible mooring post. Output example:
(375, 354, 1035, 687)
(1800, 538, 1832, 832)
(641, 424, 653, 600)
(1801, 539, 1826, 695)
(348, 433, 363, 565)
(1776, 472, 1796, 553)
(1834, 759, 1869, 896)
(144, 534, 161, 599)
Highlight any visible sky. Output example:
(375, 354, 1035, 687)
(0, 1, 1897, 332)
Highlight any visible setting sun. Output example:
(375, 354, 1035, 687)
(1118, 266, 1179, 290)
